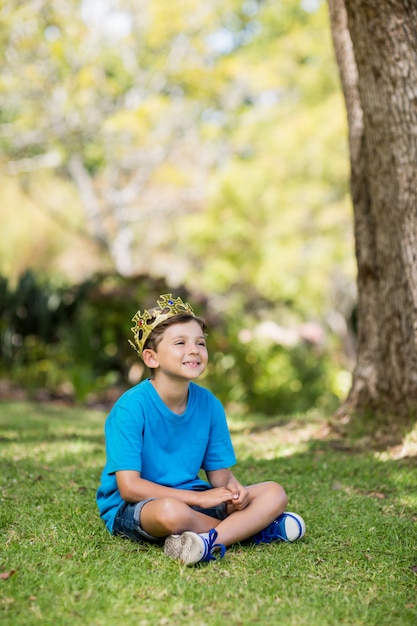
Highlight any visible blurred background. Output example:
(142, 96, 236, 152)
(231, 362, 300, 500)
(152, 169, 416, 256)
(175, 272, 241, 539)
(0, 0, 356, 416)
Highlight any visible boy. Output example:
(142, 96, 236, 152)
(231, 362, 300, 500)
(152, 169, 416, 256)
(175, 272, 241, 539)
(96, 294, 305, 565)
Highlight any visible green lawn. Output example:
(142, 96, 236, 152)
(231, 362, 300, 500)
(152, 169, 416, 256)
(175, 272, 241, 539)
(1, 400, 416, 626)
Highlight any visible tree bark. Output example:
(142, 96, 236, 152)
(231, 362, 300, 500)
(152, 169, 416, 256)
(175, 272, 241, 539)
(328, 0, 417, 421)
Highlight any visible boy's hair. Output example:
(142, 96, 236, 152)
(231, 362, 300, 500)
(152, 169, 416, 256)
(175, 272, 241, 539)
(143, 313, 208, 355)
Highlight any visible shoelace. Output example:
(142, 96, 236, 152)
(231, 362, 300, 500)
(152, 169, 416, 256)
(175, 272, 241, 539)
(254, 513, 303, 544)
(258, 520, 286, 543)
(203, 528, 226, 562)
(253, 518, 287, 544)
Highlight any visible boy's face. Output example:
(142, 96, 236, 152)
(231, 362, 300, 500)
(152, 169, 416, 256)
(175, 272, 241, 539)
(142, 319, 208, 380)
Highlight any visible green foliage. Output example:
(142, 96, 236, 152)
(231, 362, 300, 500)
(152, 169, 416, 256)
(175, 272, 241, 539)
(0, 0, 353, 326)
(0, 271, 347, 412)
(204, 316, 340, 415)
(0, 272, 163, 402)
(1, 402, 417, 625)
(180, 0, 353, 318)
(0, 1, 355, 410)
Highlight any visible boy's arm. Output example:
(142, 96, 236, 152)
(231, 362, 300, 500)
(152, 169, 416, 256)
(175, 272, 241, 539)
(206, 468, 235, 489)
(116, 470, 233, 508)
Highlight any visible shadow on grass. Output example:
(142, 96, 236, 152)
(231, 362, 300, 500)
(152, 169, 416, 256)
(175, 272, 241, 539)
(1, 399, 416, 526)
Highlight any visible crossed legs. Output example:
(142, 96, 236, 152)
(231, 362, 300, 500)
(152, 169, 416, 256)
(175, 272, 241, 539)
(140, 481, 288, 547)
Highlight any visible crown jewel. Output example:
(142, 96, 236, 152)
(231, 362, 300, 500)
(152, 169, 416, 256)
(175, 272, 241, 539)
(129, 293, 195, 357)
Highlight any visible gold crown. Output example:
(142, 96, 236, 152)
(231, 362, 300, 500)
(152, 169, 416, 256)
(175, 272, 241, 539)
(129, 293, 195, 357)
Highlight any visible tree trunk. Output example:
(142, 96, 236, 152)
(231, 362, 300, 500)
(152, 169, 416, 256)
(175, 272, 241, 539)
(328, 0, 417, 423)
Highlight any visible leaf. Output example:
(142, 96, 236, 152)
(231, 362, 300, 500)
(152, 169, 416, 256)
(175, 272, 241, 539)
(368, 491, 386, 499)
(0, 569, 17, 580)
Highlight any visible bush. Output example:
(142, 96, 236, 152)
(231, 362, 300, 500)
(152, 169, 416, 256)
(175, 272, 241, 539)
(204, 323, 340, 415)
(0, 271, 344, 412)
(0, 271, 168, 401)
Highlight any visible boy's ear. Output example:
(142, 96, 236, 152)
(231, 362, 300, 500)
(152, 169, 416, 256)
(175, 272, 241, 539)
(142, 349, 158, 369)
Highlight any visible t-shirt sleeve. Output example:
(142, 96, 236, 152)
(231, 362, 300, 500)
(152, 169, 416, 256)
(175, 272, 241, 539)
(201, 395, 236, 471)
(105, 403, 144, 474)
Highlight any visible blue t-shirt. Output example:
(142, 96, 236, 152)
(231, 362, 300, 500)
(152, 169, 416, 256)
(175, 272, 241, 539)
(96, 379, 236, 533)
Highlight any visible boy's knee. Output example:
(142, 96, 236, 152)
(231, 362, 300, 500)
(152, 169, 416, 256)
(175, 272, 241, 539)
(153, 497, 188, 533)
(267, 481, 288, 509)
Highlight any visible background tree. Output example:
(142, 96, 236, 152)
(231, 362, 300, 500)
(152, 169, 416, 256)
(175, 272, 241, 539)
(1, 0, 240, 275)
(0, 0, 356, 411)
(328, 0, 417, 426)
(1, 1, 351, 310)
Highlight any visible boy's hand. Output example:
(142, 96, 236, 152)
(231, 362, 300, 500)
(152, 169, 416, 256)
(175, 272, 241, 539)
(195, 487, 236, 509)
(226, 478, 251, 511)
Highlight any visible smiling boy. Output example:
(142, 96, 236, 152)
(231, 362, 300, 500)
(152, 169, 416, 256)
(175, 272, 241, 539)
(96, 294, 305, 565)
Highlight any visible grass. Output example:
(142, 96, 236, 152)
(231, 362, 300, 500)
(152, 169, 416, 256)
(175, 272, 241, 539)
(1, 400, 417, 626)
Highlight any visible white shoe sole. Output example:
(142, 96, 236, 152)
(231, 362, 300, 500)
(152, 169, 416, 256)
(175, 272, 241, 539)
(164, 532, 205, 566)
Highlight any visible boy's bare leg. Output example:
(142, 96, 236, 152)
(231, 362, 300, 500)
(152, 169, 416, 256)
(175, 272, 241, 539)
(140, 497, 223, 538)
(215, 481, 287, 546)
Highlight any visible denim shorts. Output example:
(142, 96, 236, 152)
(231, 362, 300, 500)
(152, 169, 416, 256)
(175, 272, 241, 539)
(113, 497, 228, 543)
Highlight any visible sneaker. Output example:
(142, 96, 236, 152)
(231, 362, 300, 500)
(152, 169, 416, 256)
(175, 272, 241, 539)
(164, 528, 226, 566)
(252, 512, 306, 544)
